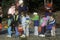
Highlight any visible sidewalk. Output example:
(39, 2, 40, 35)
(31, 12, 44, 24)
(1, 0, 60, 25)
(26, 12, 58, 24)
(0, 28, 60, 40)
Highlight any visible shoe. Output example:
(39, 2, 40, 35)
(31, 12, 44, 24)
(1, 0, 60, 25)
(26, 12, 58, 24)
(51, 32, 56, 37)
(51, 34, 56, 37)
(20, 34, 25, 38)
(39, 34, 45, 37)
(7, 35, 11, 38)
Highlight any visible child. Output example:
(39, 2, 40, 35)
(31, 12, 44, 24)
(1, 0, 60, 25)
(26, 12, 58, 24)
(20, 13, 26, 37)
(11, 10, 20, 37)
(25, 13, 30, 37)
(7, 14, 12, 37)
(45, 9, 52, 17)
(39, 15, 48, 37)
(46, 16, 56, 36)
(32, 12, 39, 36)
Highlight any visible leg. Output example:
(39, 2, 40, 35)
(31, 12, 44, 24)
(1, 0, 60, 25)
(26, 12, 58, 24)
(39, 27, 45, 37)
(7, 27, 12, 35)
(20, 24, 26, 37)
(34, 26, 38, 36)
(15, 27, 19, 36)
(41, 27, 45, 34)
(26, 24, 29, 36)
(51, 27, 56, 36)
(7, 26, 12, 37)
(44, 26, 46, 33)
(22, 24, 26, 35)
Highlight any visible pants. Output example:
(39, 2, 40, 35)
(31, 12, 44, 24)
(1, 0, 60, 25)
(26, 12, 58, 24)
(40, 27, 45, 34)
(15, 27, 19, 36)
(25, 23, 29, 36)
(7, 27, 12, 35)
(22, 23, 26, 35)
(46, 24, 56, 36)
(7, 26, 19, 36)
(34, 26, 38, 36)
(51, 29, 55, 36)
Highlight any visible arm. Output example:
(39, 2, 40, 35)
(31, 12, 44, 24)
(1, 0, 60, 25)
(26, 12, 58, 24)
(49, 20, 55, 24)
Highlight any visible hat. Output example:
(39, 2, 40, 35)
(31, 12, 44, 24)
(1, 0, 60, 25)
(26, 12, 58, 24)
(33, 12, 38, 15)
(19, 0, 23, 5)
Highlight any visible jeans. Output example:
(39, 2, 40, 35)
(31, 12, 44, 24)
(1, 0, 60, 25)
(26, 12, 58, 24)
(8, 27, 12, 35)
(15, 27, 19, 36)
(7, 26, 19, 36)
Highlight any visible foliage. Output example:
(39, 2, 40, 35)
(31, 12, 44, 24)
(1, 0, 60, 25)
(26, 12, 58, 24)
(1, 0, 15, 17)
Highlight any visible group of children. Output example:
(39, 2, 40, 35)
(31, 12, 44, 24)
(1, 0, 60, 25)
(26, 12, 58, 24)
(7, 10, 30, 38)
(0, 9, 56, 38)
(31, 11, 56, 37)
(39, 14, 56, 37)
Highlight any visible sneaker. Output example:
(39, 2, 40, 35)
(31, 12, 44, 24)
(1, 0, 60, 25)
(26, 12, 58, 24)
(51, 34, 56, 37)
(51, 32, 56, 37)
(7, 35, 11, 38)
(20, 34, 25, 38)
(39, 34, 45, 37)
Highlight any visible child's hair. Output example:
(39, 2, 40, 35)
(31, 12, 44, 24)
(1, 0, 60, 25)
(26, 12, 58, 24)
(26, 13, 30, 17)
(15, 9, 19, 15)
(21, 12, 26, 16)
(15, 9, 18, 12)
(8, 14, 12, 18)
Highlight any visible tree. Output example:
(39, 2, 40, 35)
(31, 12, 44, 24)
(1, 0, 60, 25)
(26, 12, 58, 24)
(1, 0, 15, 17)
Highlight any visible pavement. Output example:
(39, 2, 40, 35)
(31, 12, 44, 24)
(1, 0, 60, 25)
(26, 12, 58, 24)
(0, 34, 60, 40)
(0, 28, 60, 40)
